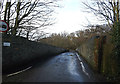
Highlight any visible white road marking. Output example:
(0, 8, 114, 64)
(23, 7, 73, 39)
(75, 53, 90, 78)
(75, 53, 81, 61)
(7, 66, 32, 77)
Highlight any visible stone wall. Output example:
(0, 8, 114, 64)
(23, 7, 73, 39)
(2, 36, 67, 73)
(77, 35, 120, 80)
(76, 36, 106, 72)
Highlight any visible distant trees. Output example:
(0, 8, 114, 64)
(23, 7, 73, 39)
(39, 24, 108, 50)
(39, 32, 76, 50)
(1, 0, 58, 40)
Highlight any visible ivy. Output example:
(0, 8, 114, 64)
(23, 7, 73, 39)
(111, 22, 120, 74)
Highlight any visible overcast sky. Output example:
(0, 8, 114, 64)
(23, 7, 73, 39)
(45, 0, 102, 34)
(1, 0, 105, 34)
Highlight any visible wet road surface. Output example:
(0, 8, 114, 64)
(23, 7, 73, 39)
(3, 52, 104, 82)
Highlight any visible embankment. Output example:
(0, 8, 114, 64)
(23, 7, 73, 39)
(2, 35, 67, 73)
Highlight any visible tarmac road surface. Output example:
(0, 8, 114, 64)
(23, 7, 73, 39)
(2, 52, 105, 82)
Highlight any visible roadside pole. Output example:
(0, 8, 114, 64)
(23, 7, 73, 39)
(0, 20, 9, 84)
(0, 1, 2, 83)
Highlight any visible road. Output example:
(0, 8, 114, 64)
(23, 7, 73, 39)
(2, 52, 105, 82)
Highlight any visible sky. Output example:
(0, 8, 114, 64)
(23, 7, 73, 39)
(45, 0, 102, 34)
(1, 0, 105, 34)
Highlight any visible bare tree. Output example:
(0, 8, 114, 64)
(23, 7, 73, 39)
(1, 0, 59, 39)
(83, 0, 119, 28)
(83, 0, 120, 75)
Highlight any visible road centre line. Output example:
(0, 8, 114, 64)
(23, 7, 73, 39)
(7, 66, 32, 77)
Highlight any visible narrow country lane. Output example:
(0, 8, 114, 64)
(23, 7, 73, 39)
(3, 52, 104, 82)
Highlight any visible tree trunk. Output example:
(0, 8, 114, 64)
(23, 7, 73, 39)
(26, 31, 29, 40)
(116, 0, 119, 22)
(4, 2, 8, 22)
(12, 2, 21, 36)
